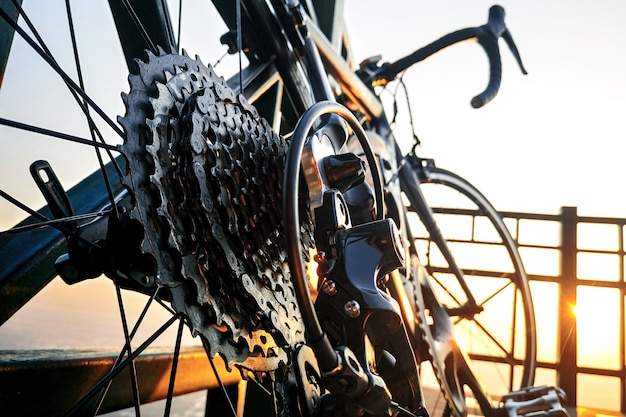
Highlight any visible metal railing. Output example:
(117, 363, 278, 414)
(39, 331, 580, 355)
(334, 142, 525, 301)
(433, 205, 626, 413)
(3, 206, 624, 414)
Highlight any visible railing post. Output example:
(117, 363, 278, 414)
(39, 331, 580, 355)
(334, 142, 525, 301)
(558, 206, 578, 407)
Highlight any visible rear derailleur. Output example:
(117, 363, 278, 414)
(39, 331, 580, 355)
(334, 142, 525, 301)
(291, 114, 428, 417)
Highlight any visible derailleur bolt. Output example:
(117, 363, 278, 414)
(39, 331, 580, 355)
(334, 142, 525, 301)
(314, 251, 326, 263)
(344, 300, 361, 318)
(320, 279, 338, 296)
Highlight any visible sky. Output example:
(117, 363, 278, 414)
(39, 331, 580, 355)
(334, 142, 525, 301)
(344, 0, 626, 218)
(0, 0, 624, 411)
(1, 1, 626, 229)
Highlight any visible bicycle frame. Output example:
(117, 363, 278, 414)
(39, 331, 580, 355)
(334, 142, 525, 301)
(201, 0, 482, 353)
(0, 0, 479, 335)
(0, 1, 539, 415)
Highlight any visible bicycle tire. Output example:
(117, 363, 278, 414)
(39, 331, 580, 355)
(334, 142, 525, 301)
(0, 2, 314, 416)
(0, 3, 431, 416)
(408, 165, 537, 416)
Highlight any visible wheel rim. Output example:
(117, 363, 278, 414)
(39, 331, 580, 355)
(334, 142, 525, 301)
(0, 3, 307, 416)
(407, 166, 536, 416)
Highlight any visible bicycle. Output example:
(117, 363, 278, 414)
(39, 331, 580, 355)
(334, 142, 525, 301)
(0, 1, 538, 416)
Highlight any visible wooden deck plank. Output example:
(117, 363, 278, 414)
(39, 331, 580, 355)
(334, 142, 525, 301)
(0, 347, 240, 416)
(1, 348, 623, 417)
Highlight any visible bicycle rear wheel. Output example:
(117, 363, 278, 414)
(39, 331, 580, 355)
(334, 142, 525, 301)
(0, 2, 311, 416)
(406, 165, 537, 416)
(0, 2, 430, 415)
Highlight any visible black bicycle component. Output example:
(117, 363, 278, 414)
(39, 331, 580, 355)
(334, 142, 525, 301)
(55, 211, 155, 289)
(109, 0, 178, 70)
(321, 219, 404, 314)
(313, 190, 351, 257)
(399, 155, 480, 310)
(54, 215, 108, 284)
(411, 259, 495, 416)
(314, 219, 427, 415)
(291, 345, 325, 417)
(400, 158, 539, 416)
(220, 29, 243, 54)
(322, 153, 367, 194)
(29, 160, 78, 234)
(302, 114, 352, 216)
(285, 101, 385, 376)
(361, 5, 527, 108)
(343, 182, 376, 225)
(0, 1, 540, 416)
(472, 5, 528, 108)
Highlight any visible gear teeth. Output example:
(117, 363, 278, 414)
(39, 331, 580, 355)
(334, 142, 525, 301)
(166, 81, 185, 103)
(119, 51, 306, 371)
(149, 82, 176, 115)
(410, 261, 457, 414)
(135, 57, 149, 77)
(126, 74, 147, 94)
(117, 115, 128, 132)
(145, 49, 157, 61)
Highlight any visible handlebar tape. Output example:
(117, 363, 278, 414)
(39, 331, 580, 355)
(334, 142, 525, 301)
(368, 5, 527, 108)
(471, 33, 502, 108)
(472, 5, 527, 108)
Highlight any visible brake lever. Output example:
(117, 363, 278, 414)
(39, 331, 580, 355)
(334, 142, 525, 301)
(483, 5, 527, 75)
(471, 5, 528, 108)
(502, 29, 528, 75)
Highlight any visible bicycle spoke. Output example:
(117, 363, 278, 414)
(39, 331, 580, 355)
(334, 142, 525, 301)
(0, 210, 110, 237)
(130, 287, 164, 340)
(236, 0, 243, 94)
(427, 266, 464, 307)
(463, 322, 517, 394)
(0, 118, 118, 151)
(469, 316, 517, 361)
(0, 188, 114, 259)
(0, 8, 124, 139)
(246, 376, 272, 398)
(119, 0, 158, 54)
(203, 338, 237, 417)
(475, 278, 514, 308)
(175, 0, 182, 51)
(0, 188, 54, 224)
(113, 279, 142, 416)
(64, 0, 121, 214)
(509, 285, 519, 376)
(155, 296, 178, 317)
(164, 318, 185, 417)
(63, 314, 181, 416)
(9, 0, 118, 167)
(91, 287, 163, 414)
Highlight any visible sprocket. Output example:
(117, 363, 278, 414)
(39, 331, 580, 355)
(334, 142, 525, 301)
(409, 255, 473, 416)
(119, 49, 309, 371)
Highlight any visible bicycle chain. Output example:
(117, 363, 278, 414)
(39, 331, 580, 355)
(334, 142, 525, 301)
(119, 49, 308, 370)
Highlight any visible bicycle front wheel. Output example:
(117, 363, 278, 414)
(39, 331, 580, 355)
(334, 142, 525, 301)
(407, 165, 537, 415)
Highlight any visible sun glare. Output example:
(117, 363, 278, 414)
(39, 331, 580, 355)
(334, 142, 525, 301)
(574, 285, 621, 370)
